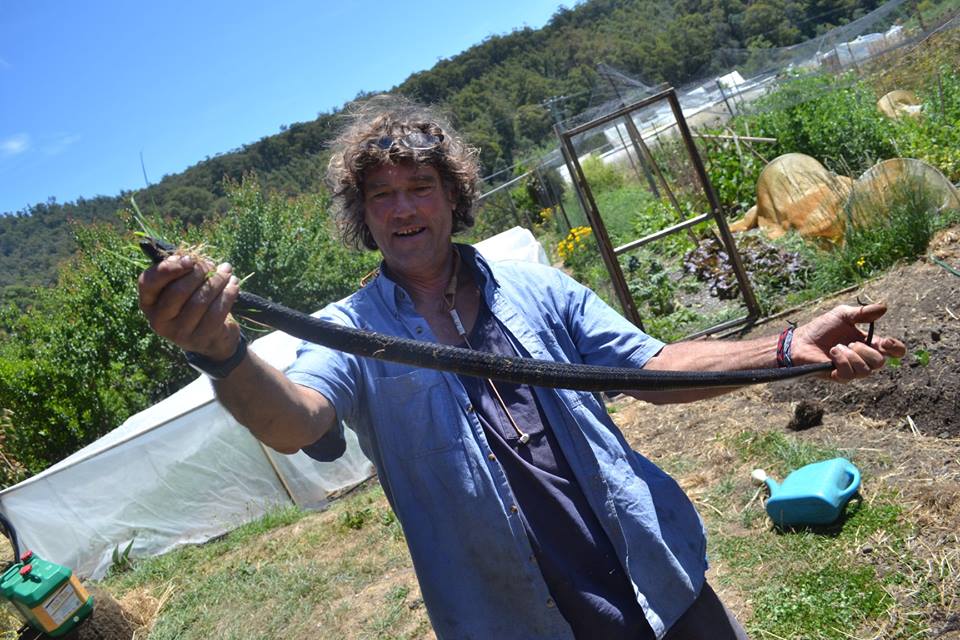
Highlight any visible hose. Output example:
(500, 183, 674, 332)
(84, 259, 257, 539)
(140, 237, 834, 392)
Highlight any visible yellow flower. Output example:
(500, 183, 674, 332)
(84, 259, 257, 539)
(856, 256, 866, 268)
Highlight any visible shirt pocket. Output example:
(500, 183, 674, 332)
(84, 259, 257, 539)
(371, 368, 462, 460)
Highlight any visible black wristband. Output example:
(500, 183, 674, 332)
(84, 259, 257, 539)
(184, 334, 248, 380)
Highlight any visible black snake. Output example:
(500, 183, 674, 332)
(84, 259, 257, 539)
(141, 238, 844, 392)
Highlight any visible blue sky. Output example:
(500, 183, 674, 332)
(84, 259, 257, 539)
(0, 0, 568, 215)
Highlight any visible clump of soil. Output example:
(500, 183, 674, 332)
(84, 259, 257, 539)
(17, 585, 161, 640)
(786, 399, 824, 431)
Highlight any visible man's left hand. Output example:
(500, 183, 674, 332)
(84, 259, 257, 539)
(792, 303, 907, 382)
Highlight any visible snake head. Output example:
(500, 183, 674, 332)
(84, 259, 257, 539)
(139, 236, 178, 265)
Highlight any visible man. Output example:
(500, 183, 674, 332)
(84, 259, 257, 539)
(138, 98, 906, 639)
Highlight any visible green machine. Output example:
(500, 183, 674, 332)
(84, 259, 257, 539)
(0, 512, 94, 637)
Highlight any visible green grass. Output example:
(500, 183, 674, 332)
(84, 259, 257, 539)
(750, 565, 893, 639)
(65, 424, 936, 640)
(728, 430, 844, 478)
(592, 184, 658, 246)
(711, 493, 909, 640)
(98, 487, 429, 640)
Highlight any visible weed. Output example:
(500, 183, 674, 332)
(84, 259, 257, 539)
(339, 507, 373, 531)
(749, 564, 893, 639)
(791, 173, 956, 300)
(109, 534, 137, 575)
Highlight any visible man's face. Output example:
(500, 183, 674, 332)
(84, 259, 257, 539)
(362, 161, 455, 277)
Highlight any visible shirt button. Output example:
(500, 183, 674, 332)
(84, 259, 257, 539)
(466, 403, 474, 413)
(415, 326, 423, 334)
(487, 453, 496, 461)
(510, 504, 518, 514)
(546, 598, 555, 608)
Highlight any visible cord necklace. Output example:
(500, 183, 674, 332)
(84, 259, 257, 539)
(444, 248, 531, 445)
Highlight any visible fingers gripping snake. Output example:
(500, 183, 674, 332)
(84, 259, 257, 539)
(141, 238, 849, 392)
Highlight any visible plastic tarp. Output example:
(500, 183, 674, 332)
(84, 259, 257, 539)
(0, 227, 549, 579)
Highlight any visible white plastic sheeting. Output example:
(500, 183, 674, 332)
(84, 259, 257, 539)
(0, 228, 549, 579)
(0, 325, 374, 579)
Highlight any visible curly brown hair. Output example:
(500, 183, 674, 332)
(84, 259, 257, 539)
(326, 95, 481, 251)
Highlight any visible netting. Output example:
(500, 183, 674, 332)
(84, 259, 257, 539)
(554, 0, 935, 133)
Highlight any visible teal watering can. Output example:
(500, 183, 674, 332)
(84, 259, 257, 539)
(753, 458, 861, 528)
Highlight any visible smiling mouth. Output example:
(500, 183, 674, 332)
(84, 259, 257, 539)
(394, 227, 426, 237)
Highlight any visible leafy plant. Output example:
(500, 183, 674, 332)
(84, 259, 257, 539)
(742, 73, 898, 175)
(683, 233, 809, 308)
(339, 507, 372, 531)
(110, 534, 137, 574)
(890, 67, 960, 182)
(704, 138, 767, 214)
(625, 254, 677, 316)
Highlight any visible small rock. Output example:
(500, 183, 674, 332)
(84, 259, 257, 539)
(787, 400, 824, 431)
(931, 329, 941, 342)
(861, 545, 874, 554)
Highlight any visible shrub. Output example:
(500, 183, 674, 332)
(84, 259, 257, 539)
(0, 177, 379, 483)
(580, 154, 625, 194)
(207, 178, 380, 315)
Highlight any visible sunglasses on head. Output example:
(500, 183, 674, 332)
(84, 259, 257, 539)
(368, 129, 444, 152)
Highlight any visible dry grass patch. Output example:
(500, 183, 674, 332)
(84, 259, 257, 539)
(91, 485, 432, 640)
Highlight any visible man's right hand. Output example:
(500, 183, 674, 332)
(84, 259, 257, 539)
(138, 253, 242, 361)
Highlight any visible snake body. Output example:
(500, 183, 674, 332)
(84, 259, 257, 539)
(141, 238, 833, 392)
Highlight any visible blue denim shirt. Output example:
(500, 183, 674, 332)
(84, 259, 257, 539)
(287, 245, 707, 639)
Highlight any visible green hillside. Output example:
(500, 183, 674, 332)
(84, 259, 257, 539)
(0, 0, 890, 306)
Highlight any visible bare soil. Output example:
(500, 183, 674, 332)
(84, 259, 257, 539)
(765, 225, 960, 439)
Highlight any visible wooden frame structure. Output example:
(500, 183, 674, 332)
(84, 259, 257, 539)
(556, 88, 761, 337)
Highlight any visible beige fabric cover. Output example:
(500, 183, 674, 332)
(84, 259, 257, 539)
(877, 90, 923, 120)
(729, 153, 852, 243)
(730, 155, 958, 244)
